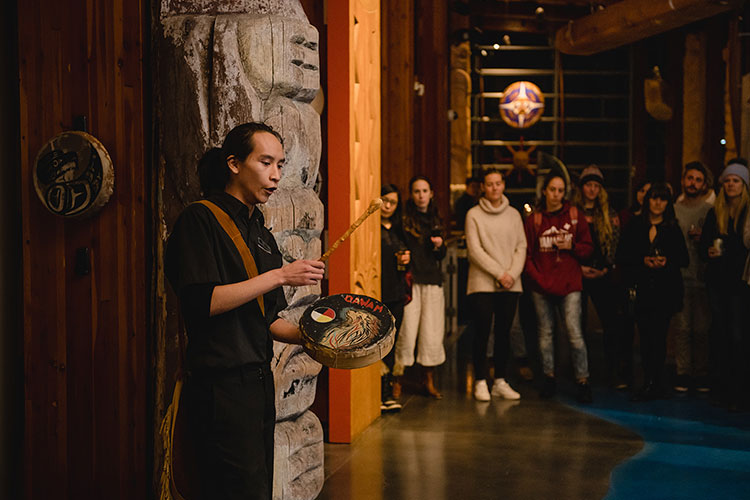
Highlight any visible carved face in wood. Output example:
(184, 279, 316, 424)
(237, 16, 319, 101)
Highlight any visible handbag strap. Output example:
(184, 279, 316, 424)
(195, 200, 265, 316)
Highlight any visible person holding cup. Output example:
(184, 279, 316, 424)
(699, 161, 750, 411)
(673, 161, 714, 393)
(379, 184, 410, 410)
(616, 182, 689, 401)
(524, 167, 594, 403)
(393, 175, 447, 399)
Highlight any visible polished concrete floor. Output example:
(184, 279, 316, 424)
(317, 331, 750, 500)
(319, 382, 640, 499)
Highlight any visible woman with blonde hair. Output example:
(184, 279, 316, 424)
(572, 166, 622, 386)
(699, 162, 750, 411)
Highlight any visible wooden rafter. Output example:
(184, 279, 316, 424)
(555, 0, 743, 55)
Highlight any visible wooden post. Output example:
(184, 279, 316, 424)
(327, 0, 382, 444)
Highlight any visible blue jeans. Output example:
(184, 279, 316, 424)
(531, 291, 589, 380)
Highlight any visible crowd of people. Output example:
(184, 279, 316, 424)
(380, 160, 750, 412)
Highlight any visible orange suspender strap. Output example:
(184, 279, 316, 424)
(195, 200, 265, 316)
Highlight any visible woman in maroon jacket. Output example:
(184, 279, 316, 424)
(525, 172, 594, 403)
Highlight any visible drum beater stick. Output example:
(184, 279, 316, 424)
(319, 198, 383, 262)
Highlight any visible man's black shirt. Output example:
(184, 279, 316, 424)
(165, 192, 288, 370)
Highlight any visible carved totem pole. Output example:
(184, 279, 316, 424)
(156, 1, 324, 499)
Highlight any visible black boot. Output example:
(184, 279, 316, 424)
(540, 376, 556, 399)
(576, 380, 593, 404)
(631, 380, 656, 401)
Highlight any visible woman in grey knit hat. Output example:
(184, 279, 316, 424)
(699, 161, 750, 411)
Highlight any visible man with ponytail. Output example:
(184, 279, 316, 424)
(165, 122, 325, 500)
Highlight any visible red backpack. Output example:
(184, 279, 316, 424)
(532, 205, 578, 234)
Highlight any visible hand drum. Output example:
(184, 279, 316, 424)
(300, 294, 395, 369)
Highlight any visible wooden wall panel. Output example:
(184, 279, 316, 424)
(683, 31, 707, 167)
(450, 41, 472, 186)
(17, 0, 148, 498)
(352, 0, 382, 299)
(414, 0, 450, 220)
(381, 0, 449, 219)
(0, 3, 22, 498)
(381, 0, 415, 196)
(704, 16, 728, 180)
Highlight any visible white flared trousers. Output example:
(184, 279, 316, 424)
(395, 283, 446, 367)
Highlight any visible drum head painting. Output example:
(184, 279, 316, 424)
(499, 81, 545, 129)
(300, 294, 395, 369)
(33, 131, 115, 217)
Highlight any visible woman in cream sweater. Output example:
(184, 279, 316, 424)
(465, 168, 527, 401)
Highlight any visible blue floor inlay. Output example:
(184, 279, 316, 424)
(562, 389, 750, 500)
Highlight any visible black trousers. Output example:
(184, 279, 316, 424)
(707, 283, 749, 400)
(471, 292, 520, 381)
(635, 310, 673, 386)
(582, 276, 622, 378)
(186, 363, 276, 500)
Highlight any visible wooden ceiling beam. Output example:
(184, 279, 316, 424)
(472, 15, 577, 34)
(468, 0, 590, 33)
(469, 0, 620, 6)
(555, 0, 743, 55)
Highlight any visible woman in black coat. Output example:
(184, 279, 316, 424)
(698, 163, 750, 410)
(616, 182, 689, 400)
(380, 183, 410, 409)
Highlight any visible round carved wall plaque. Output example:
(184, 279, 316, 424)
(499, 81, 545, 129)
(33, 131, 114, 217)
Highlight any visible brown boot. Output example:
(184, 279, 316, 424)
(423, 366, 443, 399)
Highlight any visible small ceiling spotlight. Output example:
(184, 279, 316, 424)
(535, 6, 545, 20)
(493, 43, 500, 50)
(481, 49, 488, 57)
(720, 138, 727, 145)
(502, 34, 511, 45)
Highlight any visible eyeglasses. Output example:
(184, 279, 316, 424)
(381, 198, 398, 207)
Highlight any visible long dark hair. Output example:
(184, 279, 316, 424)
(537, 174, 567, 209)
(381, 183, 403, 222)
(629, 178, 652, 213)
(405, 175, 440, 217)
(404, 175, 442, 237)
(197, 122, 284, 196)
(642, 182, 677, 225)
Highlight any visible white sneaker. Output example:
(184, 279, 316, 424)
(491, 378, 521, 400)
(474, 380, 491, 401)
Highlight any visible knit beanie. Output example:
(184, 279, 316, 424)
(719, 163, 750, 187)
(579, 165, 604, 186)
